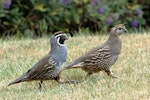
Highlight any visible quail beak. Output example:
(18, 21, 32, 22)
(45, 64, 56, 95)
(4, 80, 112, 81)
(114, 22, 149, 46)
(63, 34, 68, 40)
(124, 28, 128, 33)
(65, 37, 68, 40)
(64, 35, 68, 40)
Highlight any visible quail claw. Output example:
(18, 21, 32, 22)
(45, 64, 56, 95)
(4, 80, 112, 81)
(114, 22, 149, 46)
(64, 80, 82, 84)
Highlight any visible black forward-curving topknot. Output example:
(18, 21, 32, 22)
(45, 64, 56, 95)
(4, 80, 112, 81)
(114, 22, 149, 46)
(69, 32, 73, 37)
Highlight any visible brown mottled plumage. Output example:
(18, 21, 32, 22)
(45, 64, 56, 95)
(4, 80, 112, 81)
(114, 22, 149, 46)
(65, 24, 127, 78)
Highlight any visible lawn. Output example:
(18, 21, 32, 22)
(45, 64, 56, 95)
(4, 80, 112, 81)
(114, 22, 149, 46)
(0, 33, 150, 100)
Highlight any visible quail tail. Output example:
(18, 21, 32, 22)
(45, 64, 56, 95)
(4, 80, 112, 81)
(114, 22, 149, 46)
(8, 73, 27, 86)
(64, 62, 83, 69)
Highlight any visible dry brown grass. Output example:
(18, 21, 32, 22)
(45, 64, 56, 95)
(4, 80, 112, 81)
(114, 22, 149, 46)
(0, 33, 150, 100)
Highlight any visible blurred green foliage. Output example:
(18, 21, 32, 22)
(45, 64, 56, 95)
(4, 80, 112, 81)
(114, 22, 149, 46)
(0, 0, 150, 37)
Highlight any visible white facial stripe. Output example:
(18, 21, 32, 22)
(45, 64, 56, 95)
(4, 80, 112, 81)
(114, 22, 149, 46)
(55, 34, 65, 38)
(56, 37, 65, 46)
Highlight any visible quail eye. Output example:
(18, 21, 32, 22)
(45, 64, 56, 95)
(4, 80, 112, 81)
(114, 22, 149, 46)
(118, 28, 122, 30)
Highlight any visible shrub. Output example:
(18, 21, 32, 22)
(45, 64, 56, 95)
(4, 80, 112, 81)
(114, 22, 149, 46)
(0, 0, 149, 37)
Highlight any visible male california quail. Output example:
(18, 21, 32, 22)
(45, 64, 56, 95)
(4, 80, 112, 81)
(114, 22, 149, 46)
(65, 24, 127, 78)
(8, 31, 71, 90)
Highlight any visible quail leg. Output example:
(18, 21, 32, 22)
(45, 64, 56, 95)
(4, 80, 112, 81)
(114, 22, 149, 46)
(39, 81, 43, 91)
(105, 68, 120, 79)
(86, 72, 93, 77)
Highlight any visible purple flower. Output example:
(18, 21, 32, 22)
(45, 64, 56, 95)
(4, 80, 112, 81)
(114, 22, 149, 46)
(61, 0, 72, 5)
(106, 17, 113, 25)
(97, 8, 104, 14)
(135, 9, 142, 16)
(4, 0, 11, 9)
(131, 20, 139, 27)
(93, 0, 98, 5)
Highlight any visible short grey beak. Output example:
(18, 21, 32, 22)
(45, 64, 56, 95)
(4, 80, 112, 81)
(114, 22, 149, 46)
(65, 37, 68, 40)
(124, 28, 128, 32)
(65, 35, 68, 40)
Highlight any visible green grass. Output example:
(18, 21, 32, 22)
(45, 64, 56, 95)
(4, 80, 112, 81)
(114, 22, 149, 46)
(0, 33, 150, 100)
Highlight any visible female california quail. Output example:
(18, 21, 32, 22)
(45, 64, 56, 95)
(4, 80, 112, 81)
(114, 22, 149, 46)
(8, 31, 70, 90)
(65, 24, 127, 78)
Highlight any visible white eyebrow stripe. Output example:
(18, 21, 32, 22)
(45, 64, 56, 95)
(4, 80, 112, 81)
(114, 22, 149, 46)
(55, 33, 65, 38)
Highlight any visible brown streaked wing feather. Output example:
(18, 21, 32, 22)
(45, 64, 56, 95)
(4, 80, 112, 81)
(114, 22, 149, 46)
(25, 55, 56, 80)
(65, 41, 109, 68)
